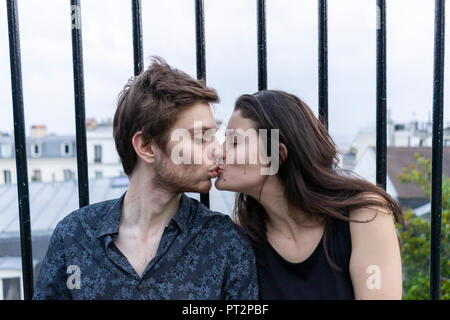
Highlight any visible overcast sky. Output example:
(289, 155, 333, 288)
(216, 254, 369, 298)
(1, 0, 449, 150)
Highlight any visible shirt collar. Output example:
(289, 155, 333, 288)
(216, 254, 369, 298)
(96, 190, 194, 238)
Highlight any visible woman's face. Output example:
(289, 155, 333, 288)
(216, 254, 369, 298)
(215, 109, 267, 195)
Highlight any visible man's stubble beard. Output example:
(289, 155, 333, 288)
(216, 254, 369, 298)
(153, 152, 211, 194)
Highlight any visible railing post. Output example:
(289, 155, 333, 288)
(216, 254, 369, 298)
(318, 0, 328, 129)
(430, 0, 445, 300)
(257, 0, 267, 91)
(6, 0, 34, 300)
(195, 0, 210, 208)
(132, 0, 144, 76)
(70, 0, 89, 208)
(376, 0, 387, 190)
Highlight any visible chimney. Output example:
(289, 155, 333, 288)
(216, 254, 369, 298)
(30, 125, 47, 138)
(86, 118, 98, 131)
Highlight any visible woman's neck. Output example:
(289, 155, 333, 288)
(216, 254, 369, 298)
(250, 176, 323, 241)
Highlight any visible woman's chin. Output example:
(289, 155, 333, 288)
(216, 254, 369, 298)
(214, 176, 229, 190)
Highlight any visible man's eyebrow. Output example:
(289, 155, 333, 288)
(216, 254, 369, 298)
(187, 125, 217, 132)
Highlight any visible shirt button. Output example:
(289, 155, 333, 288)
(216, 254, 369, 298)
(137, 284, 143, 291)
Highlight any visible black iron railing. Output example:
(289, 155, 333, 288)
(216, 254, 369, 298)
(5, 0, 445, 300)
(6, 0, 33, 301)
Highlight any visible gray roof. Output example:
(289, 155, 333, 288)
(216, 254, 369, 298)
(0, 177, 236, 239)
(0, 135, 76, 159)
(381, 146, 450, 199)
(0, 256, 38, 271)
(0, 177, 236, 265)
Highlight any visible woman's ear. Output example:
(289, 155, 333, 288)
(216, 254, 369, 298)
(279, 142, 288, 165)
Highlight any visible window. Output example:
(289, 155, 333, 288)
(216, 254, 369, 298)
(3, 170, 11, 184)
(94, 145, 102, 163)
(0, 277, 21, 300)
(32, 169, 42, 182)
(31, 143, 41, 157)
(61, 142, 72, 156)
(1, 144, 12, 158)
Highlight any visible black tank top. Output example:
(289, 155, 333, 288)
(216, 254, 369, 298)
(252, 218, 355, 299)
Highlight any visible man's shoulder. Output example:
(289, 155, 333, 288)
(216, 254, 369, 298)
(188, 195, 234, 228)
(53, 197, 117, 238)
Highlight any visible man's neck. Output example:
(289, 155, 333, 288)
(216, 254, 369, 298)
(121, 174, 182, 238)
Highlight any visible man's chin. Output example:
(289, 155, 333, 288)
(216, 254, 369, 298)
(182, 179, 212, 194)
(197, 180, 212, 194)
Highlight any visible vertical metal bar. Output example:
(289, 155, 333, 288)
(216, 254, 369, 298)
(70, 1, 89, 208)
(195, 0, 209, 208)
(195, 0, 206, 82)
(6, 0, 34, 300)
(318, 0, 328, 129)
(376, 0, 387, 190)
(131, 0, 144, 76)
(257, 0, 267, 90)
(430, 0, 445, 301)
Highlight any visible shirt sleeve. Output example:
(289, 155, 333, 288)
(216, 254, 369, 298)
(33, 221, 72, 300)
(221, 221, 259, 300)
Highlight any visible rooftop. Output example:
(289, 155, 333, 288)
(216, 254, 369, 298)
(0, 177, 235, 238)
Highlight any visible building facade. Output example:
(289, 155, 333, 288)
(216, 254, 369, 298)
(0, 121, 124, 185)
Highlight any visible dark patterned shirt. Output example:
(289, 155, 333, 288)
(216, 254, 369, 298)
(33, 191, 258, 300)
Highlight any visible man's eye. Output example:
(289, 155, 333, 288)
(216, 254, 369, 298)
(194, 137, 209, 143)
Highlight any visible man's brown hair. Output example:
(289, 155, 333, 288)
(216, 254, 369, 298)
(113, 56, 219, 176)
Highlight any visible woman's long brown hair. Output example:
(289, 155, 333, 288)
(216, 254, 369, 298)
(233, 90, 404, 271)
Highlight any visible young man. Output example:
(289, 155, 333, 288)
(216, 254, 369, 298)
(33, 57, 258, 299)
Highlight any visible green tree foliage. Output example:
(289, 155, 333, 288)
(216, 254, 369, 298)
(397, 152, 449, 299)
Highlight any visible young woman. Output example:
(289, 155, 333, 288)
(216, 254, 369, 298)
(215, 90, 404, 300)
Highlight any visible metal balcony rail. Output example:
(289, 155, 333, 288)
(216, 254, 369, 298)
(5, 0, 445, 300)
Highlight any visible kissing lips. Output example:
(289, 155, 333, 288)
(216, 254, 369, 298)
(209, 165, 224, 178)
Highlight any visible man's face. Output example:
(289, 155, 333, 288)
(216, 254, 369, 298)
(153, 102, 220, 194)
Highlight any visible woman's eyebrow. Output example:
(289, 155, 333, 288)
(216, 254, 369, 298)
(226, 129, 242, 136)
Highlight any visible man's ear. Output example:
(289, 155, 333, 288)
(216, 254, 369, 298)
(279, 142, 288, 165)
(132, 131, 157, 164)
